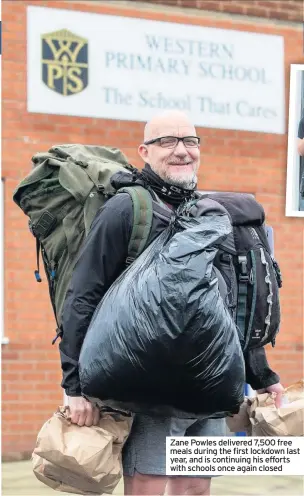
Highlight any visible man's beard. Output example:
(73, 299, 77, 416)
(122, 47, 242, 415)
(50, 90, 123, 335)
(164, 171, 197, 190)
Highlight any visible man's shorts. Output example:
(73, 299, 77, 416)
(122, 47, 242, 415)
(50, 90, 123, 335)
(122, 414, 226, 477)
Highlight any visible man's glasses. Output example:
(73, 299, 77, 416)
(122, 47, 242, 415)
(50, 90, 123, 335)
(144, 136, 200, 149)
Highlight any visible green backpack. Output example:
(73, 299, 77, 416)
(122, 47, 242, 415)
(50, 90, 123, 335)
(13, 144, 153, 341)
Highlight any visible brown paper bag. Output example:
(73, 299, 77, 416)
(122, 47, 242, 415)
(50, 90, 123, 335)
(248, 378, 304, 436)
(32, 406, 133, 495)
(284, 379, 304, 402)
(226, 379, 304, 436)
(248, 389, 304, 437)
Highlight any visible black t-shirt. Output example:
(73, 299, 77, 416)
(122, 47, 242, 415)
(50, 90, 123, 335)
(298, 117, 304, 139)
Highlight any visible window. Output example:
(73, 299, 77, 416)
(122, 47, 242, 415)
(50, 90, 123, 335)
(285, 64, 304, 217)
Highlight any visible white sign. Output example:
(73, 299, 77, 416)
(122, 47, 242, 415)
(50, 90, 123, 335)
(27, 6, 285, 134)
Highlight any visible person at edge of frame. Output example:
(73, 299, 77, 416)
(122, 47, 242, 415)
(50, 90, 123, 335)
(297, 113, 304, 155)
(297, 114, 304, 210)
(59, 110, 284, 496)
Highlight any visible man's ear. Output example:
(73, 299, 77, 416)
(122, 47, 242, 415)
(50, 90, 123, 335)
(138, 144, 149, 162)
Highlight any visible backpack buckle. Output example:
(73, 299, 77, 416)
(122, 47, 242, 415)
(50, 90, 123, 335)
(238, 255, 249, 282)
(34, 211, 57, 239)
(272, 257, 283, 288)
(125, 256, 135, 267)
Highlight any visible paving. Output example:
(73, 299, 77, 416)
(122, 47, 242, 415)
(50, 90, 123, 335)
(2, 460, 304, 496)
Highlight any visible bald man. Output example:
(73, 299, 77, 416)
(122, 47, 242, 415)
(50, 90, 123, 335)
(60, 110, 282, 496)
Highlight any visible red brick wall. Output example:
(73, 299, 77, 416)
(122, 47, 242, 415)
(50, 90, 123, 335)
(130, 0, 302, 22)
(2, 0, 303, 458)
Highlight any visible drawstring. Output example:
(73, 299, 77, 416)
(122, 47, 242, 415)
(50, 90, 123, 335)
(34, 238, 42, 282)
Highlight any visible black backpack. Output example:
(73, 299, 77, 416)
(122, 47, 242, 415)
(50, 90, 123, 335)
(200, 192, 282, 352)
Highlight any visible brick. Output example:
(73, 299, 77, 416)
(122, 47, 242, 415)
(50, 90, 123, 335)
(1, 348, 20, 360)
(2, 21, 26, 33)
(255, 1, 277, 7)
(196, 1, 222, 12)
(179, 0, 198, 8)
(12, 422, 42, 433)
(13, 392, 49, 402)
(220, 3, 249, 15)
(2, 412, 21, 423)
(21, 411, 54, 422)
(247, 6, 273, 17)
(3, 362, 35, 372)
(3, 381, 36, 392)
(2, 393, 21, 402)
(3, 30, 26, 42)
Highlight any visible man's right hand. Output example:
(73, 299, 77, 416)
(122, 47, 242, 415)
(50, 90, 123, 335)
(67, 395, 100, 427)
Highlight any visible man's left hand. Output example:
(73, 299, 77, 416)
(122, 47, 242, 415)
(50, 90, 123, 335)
(257, 382, 285, 408)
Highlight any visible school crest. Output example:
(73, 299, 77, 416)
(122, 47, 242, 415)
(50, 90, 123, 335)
(41, 29, 88, 96)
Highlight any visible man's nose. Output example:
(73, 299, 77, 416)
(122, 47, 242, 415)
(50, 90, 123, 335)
(173, 141, 188, 156)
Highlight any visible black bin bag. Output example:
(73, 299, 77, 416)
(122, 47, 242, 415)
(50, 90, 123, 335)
(79, 198, 245, 419)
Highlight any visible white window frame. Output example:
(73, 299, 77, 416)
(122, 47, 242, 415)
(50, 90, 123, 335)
(285, 64, 304, 217)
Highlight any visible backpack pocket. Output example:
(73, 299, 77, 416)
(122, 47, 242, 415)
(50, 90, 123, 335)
(244, 247, 280, 350)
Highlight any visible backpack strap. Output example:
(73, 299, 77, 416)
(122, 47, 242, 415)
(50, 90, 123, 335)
(236, 255, 249, 348)
(118, 185, 153, 266)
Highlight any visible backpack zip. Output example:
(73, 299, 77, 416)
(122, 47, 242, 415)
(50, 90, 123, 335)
(40, 246, 62, 344)
(259, 248, 273, 346)
(244, 250, 257, 350)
